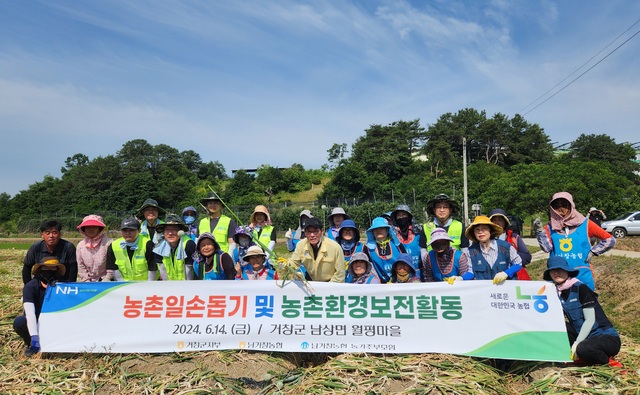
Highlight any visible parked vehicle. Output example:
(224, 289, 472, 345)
(600, 211, 640, 238)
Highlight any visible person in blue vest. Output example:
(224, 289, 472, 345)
(325, 207, 350, 240)
(345, 251, 380, 284)
(193, 232, 236, 280)
(153, 214, 197, 280)
(423, 194, 469, 254)
(422, 228, 473, 283)
(543, 256, 622, 367)
(181, 206, 199, 242)
(232, 225, 256, 274)
(365, 217, 407, 283)
(104, 217, 157, 281)
(197, 191, 237, 254)
(335, 219, 368, 264)
(249, 205, 277, 256)
(389, 253, 421, 284)
(466, 215, 522, 284)
(13, 257, 66, 356)
(534, 191, 616, 291)
(235, 245, 278, 280)
(489, 208, 532, 280)
(135, 198, 166, 244)
(285, 209, 313, 252)
(391, 204, 426, 271)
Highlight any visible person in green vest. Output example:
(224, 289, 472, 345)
(105, 217, 157, 281)
(422, 193, 470, 254)
(135, 198, 166, 244)
(249, 205, 276, 257)
(154, 214, 197, 281)
(197, 191, 237, 254)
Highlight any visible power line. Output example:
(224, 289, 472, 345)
(518, 17, 640, 115)
(522, 26, 640, 116)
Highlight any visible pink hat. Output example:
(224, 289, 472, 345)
(429, 228, 453, 246)
(77, 214, 106, 230)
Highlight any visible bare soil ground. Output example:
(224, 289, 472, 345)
(1, 240, 639, 394)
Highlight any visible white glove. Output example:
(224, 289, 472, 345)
(493, 272, 508, 284)
(285, 228, 292, 239)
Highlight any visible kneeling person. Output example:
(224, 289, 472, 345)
(236, 246, 278, 280)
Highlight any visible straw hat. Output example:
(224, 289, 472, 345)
(242, 245, 267, 262)
(31, 256, 66, 277)
(465, 215, 503, 242)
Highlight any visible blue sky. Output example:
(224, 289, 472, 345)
(1, 1, 639, 197)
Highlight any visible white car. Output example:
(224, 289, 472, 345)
(600, 211, 640, 238)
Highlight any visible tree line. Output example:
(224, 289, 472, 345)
(1, 108, 638, 234)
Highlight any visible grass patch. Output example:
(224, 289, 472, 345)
(0, 243, 32, 250)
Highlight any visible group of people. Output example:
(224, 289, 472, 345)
(13, 191, 624, 369)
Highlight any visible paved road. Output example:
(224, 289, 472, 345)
(522, 237, 640, 259)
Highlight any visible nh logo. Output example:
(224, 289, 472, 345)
(55, 285, 79, 295)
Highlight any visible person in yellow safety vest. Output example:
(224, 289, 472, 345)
(422, 194, 470, 255)
(154, 214, 197, 280)
(104, 217, 157, 281)
(197, 191, 237, 254)
(135, 198, 166, 244)
(249, 205, 276, 257)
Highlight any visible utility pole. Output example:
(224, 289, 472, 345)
(463, 137, 470, 226)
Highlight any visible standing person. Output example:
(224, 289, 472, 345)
(235, 246, 278, 280)
(325, 207, 350, 240)
(193, 232, 236, 280)
(534, 192, 616, 291)
(135, 198, 165, 244)
(345, 252, 380, 284)
(489, 208, 532, 280)
(105, 218, 157, 281)
(389, 253, 421, 284)
(466, 216, 522, 284)
(181, 206, 199, 242)
(422, 228, 473, 283)
(365, 217, 407, 284)
(423, 194, 469, 253)
(335, 219, 368, 263)
(289, 217, 345, 283)
(22, 220, 77, 284)
(13, 257, 66, 357)
(285, 209, 313, 252)
(249, 205, 276, 255)
(543, 256, 622, 367)
(154, 214, 197, 281)
(197, 191, 237, 254)
(76, 215, 112, 282)
(390, 204, 427, 270)
(587, 207, 607, 227)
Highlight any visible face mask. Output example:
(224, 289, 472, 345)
(396, 217, 410, 228)
(39, 270, 57, 284)
(184, 216, 196, 225)
(238, 237, 251, 247)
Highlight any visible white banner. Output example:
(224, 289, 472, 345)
(39, 280, 571, 361)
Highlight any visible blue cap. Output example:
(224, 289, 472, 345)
(543, 256, 579, 281)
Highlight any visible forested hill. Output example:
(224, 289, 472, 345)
(0, 109, 638, 234)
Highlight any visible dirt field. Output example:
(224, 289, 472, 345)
(1, 239, 639, 394)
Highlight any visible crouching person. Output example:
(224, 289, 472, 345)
(345, 252, 380, 284)
(13, 257, 65, 356)
(544, 256, 622, 367)
(235, 246, 278, 280)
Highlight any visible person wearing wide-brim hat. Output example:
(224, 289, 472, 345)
(489, 208, 532, 280)
(465, 215, 522, 284)
(75, 214, 113, 282)
(543, 256, 622, 367)
(423, 193, 469, 253)
(22, 219, 77, 285)
(285, 209, 314, 252)
(249, 205, 277, 256)
(196, 191, 237, 255)
(105, 217, 158, 282)
(13, 257, 66, 357)
(135, 198, 166, 244)
(364, 216, 406, 284)
(235, 245, 278, 280)
(153, 214, 197, 281)
(325, 207, 351, 241)
(422, 228, 473, 283)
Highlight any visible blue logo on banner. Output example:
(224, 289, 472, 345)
(300, 342, 309, 350)
(41, 282, 129, 313)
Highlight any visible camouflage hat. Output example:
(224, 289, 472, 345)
(156, 214, 189, 233)
(135, 198, 166, 219)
